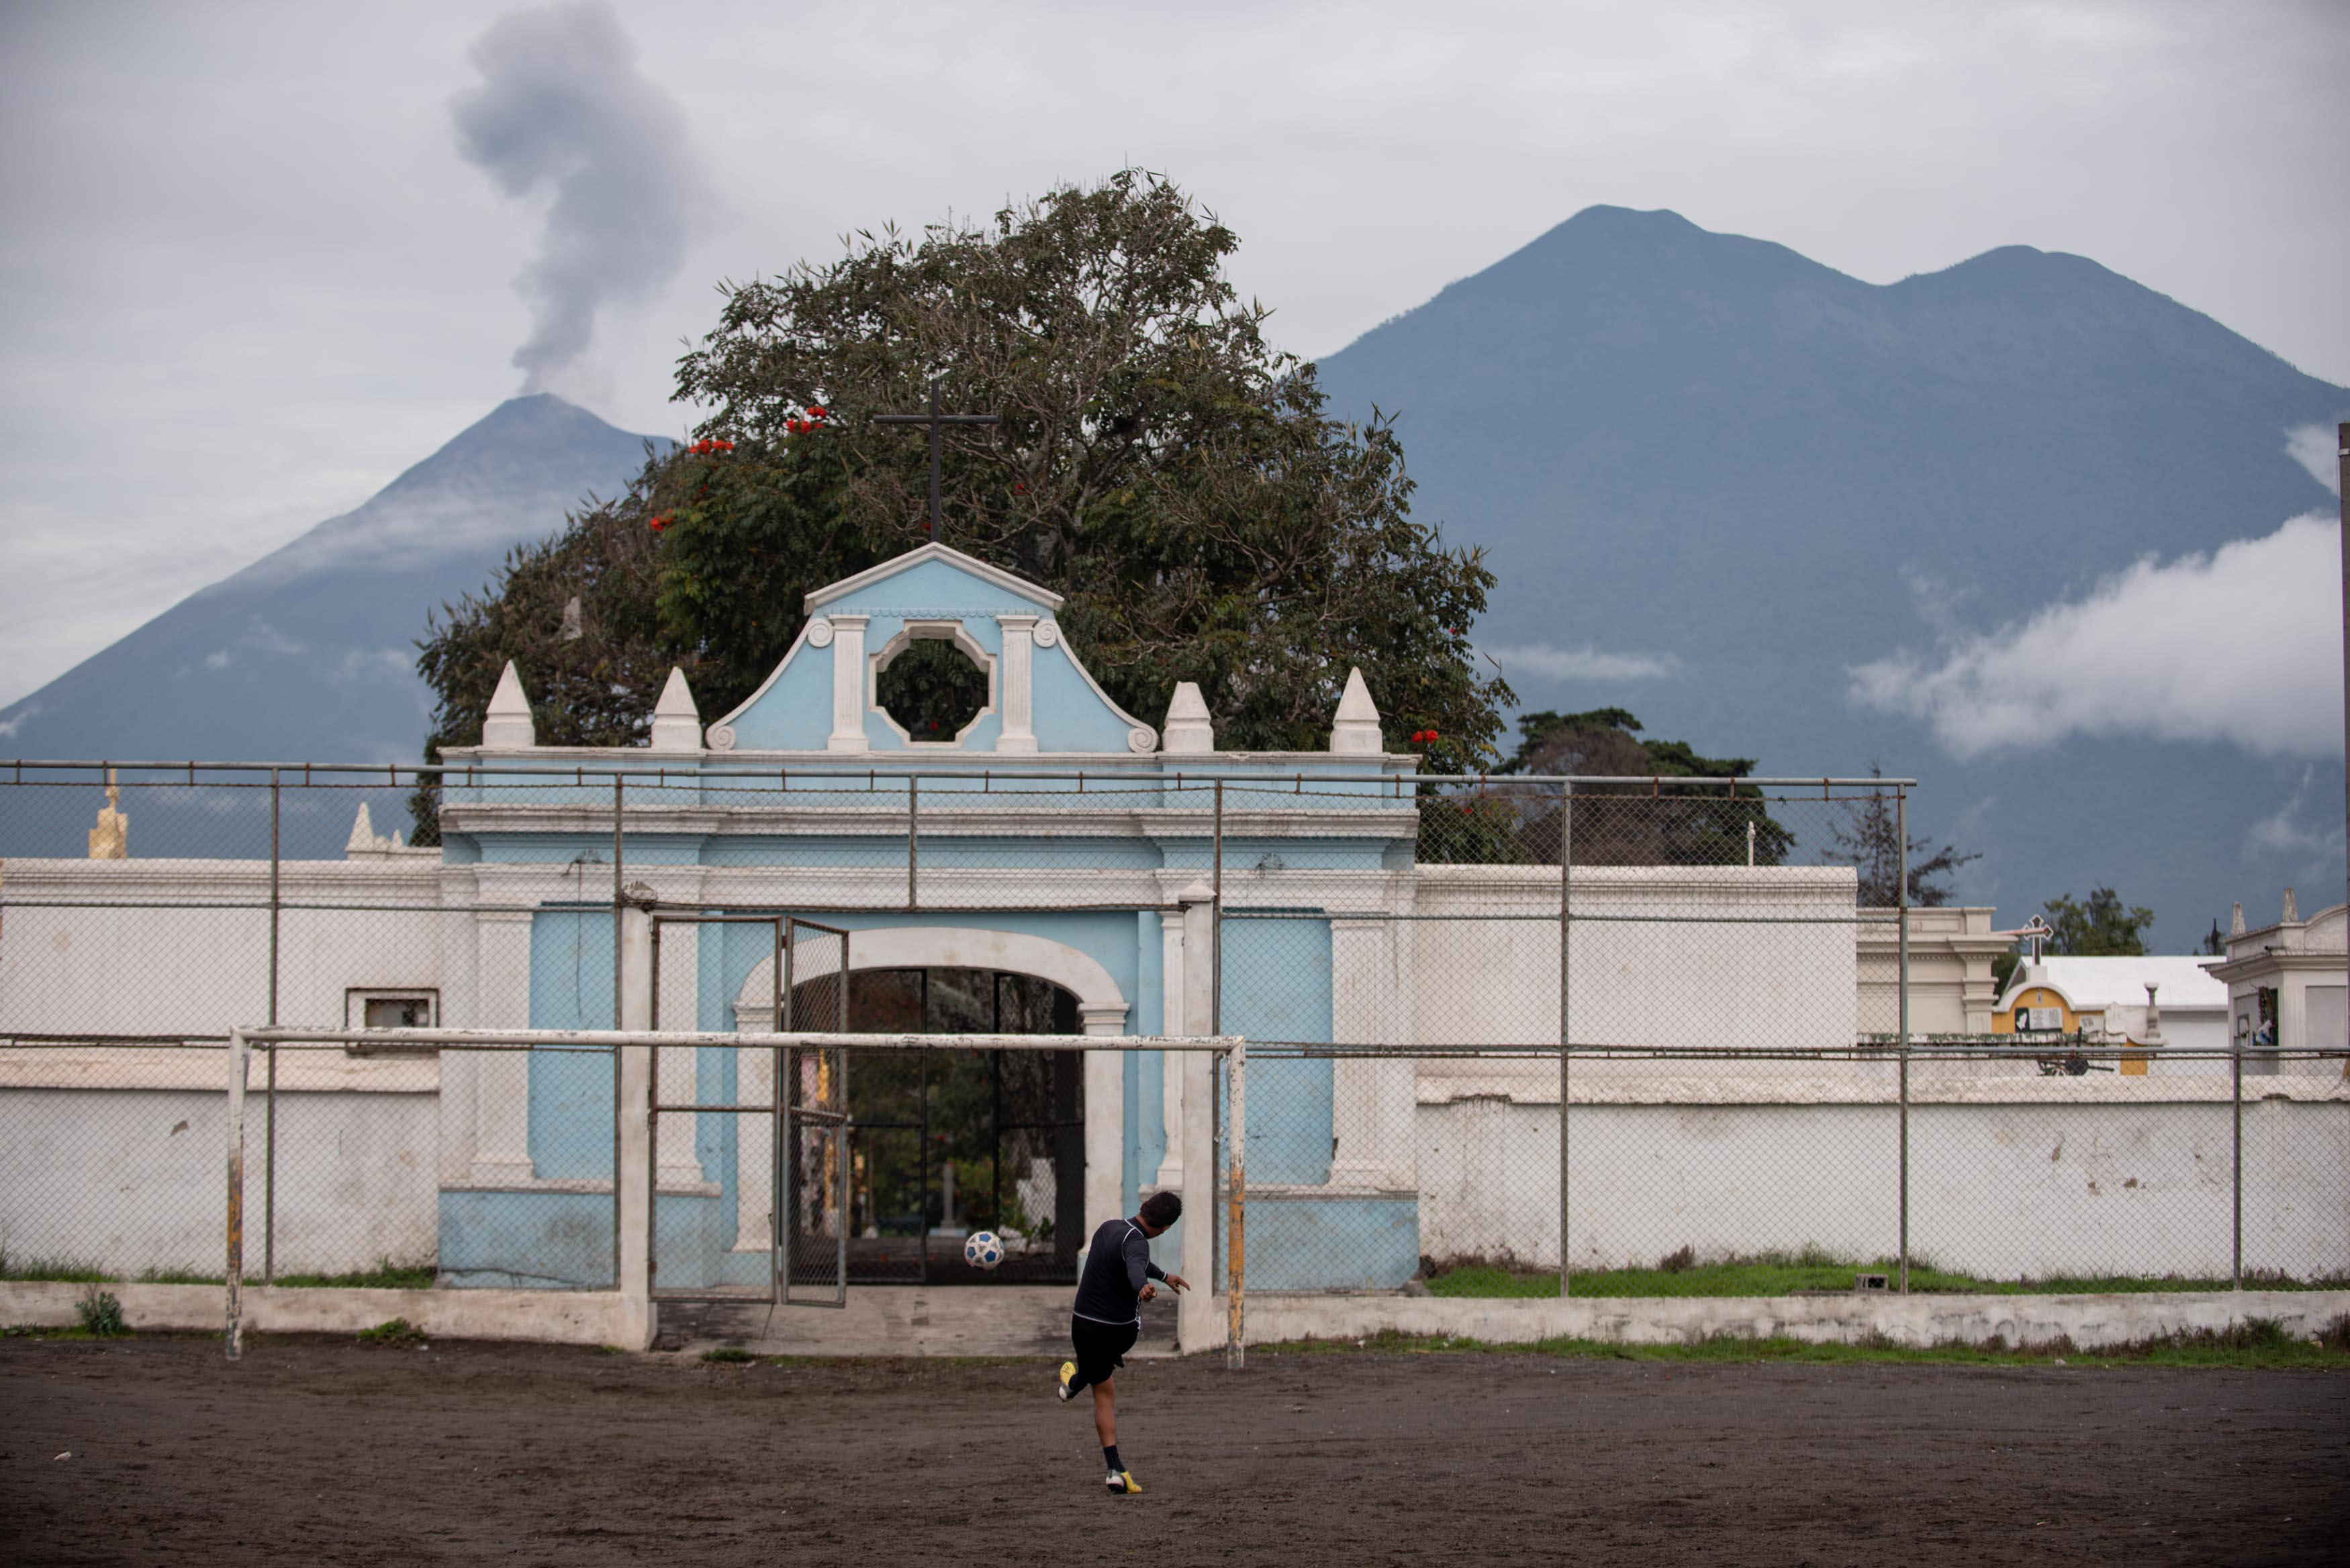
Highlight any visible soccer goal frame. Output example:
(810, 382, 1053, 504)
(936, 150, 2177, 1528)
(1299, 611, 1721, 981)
(226, 1025, 1248, 1364)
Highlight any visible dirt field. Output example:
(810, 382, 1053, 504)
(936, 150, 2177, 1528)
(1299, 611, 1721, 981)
(4, 1336, 2345, 1566)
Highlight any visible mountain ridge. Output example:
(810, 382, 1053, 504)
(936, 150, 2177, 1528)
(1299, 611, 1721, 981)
(1315, 205, 2348, 942)
(0, 393, 663, 766)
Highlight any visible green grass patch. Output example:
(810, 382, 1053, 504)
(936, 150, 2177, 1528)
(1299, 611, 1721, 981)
(0, 1254, 111, 1283)
(271, 1261, 436, 1291)
(355, 1317, 426, 1346)
(1267, 1315, 2350, 1371)
(699, 1346, 757, 1365)
(1, 1256, 436, 1289)
(74, 1287, 129, 1338)
(1425, 1249, 2349, 1299)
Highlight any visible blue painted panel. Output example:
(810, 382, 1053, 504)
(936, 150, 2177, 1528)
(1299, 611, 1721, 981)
(1219, 915, 1334, 1184)
(438, 1189, 612, 1289)
(1219, 1194, 1420, 1292)
(1031, 642, 1142, 752)
(722, 627, 834, 750)
(827, 556, 1044, 620)
(527, 910, 615, 1179)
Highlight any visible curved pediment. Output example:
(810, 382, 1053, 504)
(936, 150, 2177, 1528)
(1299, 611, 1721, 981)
(706, 544, 1156, 755)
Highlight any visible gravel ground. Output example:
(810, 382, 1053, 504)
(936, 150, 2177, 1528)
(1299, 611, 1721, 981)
(4, 1335, 2345, 1566)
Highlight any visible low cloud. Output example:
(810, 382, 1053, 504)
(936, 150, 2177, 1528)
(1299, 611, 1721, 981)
(0, 703, 34, 741)
(452, 1, 710, 393)
(1481, 642, 1676, 683)
(1850, 511, 2344, 760)
(332, 648, 415, 688)
(2248, 765, 2346, 860)
(2286, 424, 2342, 496)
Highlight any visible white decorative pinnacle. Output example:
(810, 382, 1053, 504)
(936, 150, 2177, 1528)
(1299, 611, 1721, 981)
(649, 667, 702, 752)
(1161, 682, 1215, 754)
(481, 660, 536, 748)
(346, 802, 407, 857)
(1328, 667, 1383, 754)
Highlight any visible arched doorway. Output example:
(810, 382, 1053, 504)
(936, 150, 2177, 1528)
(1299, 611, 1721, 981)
(800, 968, 1084, 1283)
(737, 927, 1128, 1287)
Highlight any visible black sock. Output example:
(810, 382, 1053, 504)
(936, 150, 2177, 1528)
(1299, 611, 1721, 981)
(1103, 1444, 1123, 1473)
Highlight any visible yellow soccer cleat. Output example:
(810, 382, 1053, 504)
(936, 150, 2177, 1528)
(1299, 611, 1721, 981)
(1056, 1361, 1078, 1402)
(1106, 1468, 1141, 1495)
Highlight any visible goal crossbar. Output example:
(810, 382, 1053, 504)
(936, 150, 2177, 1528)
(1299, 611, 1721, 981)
(222, 1026, 1250, 1367)
(232, 1026, 1243, 1052)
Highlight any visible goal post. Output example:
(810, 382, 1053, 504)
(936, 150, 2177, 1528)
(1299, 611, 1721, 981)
(226, 1025, 1246, 1359)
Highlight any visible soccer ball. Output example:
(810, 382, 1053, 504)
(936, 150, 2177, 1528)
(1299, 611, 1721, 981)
(963, 1230, 1004, 1271)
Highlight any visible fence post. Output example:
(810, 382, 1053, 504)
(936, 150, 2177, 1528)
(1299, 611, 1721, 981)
(225, 1027, 248, 1361)
(265, 768, 280, 1285)
(618, 897, 657, 1349)
(1897, 784, 1910, 1295)
(1559, 780, 1572, 1300)
(908, 774, 920, 910)
(611, 772, 624, 1289)
(2232, 1041, 2243, 1290)
(1226, 1039, 1246, 1371)
(1211, 781, 1223, 1035)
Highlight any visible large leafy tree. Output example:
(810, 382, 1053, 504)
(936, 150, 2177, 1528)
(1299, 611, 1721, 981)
(410, 473, 673, 840)
(653, 169, 1508, 760)
(416, 173, 1510, 831)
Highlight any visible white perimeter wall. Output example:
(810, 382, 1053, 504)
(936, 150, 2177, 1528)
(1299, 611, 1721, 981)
(1417, 1071, 2350, 1279)
(1407, 865, 1858, 1057)
(0, 858, 449, 1038)
(0, 1050, 438, 1279)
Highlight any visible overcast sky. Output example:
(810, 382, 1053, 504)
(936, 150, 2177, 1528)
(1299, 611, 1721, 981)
(1, 0, 2345, 712)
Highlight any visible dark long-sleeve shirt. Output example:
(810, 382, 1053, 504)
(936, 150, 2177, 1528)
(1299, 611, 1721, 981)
(1072, 1217, 1168, 1325)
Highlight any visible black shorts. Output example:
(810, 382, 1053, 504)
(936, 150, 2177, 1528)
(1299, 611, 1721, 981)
(1070, 1315, 1139, 1386)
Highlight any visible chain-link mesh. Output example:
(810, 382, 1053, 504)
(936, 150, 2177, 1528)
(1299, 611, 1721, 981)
(6, 761, 2345, 1308)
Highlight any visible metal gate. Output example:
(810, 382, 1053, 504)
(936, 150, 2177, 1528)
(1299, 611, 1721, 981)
(782, 926, 850, 1306)
(645, 914, 849, 1308)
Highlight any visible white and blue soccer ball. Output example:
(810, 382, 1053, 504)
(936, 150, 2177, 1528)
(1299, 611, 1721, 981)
(963, 1230, 1005, 1271)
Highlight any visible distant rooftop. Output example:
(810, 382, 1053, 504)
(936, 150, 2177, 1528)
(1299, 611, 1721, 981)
(2035, 956, 2227, 1012)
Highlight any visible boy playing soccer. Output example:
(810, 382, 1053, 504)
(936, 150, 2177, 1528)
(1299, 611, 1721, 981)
(1057, 1190, 1188, 1494)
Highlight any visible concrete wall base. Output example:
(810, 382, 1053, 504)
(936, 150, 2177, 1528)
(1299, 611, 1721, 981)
(13, 1280, 2339, 1356)
(0, 1281, 629, 1346)
(1242, 1288, 2350, 1352)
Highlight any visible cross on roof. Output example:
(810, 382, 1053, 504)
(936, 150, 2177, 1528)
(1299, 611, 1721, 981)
(874, 377, 1000, 542)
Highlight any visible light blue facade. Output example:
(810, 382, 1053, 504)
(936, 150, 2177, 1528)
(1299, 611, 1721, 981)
(433, 544, 1423, 1293)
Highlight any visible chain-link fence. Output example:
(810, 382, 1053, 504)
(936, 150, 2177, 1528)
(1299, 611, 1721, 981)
(4, 761, 2345, 1306)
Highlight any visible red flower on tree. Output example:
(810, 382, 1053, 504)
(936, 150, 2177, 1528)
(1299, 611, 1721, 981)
(648, 513, 672, 532)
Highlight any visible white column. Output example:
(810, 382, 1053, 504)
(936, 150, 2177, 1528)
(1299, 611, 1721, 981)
(825, 614, 870, 753)
(1154, 910, 1186, 1188)
(617, 901, 656, 1349)
(995, 614, 1038, 754)
(1180, 884, 1215, 1036)
(1175, 1042, 1219, 1353)
(653, 918, 701, 1191)
(1330, 916, 1413, 1190)
(1172, 881, 1219, 1351)
(735, 1045, 775, 1252)
(733, 948, 786, 1249)
(1082, 1006, 1126, 1238)
(434, 868, 481, 1184)
(469, 909, 536, 1185)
